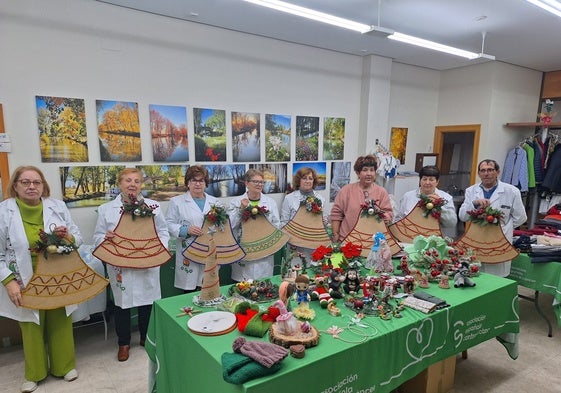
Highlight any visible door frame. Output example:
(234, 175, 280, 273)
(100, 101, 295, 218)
(0, 104, 10, 198)
(433, 124, 480, 185)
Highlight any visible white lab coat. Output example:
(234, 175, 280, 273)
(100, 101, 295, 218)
(228, 193, 280, 282)
(165, 192, 219, 290)
(458, 180, 527, 276)
(93, 196, 169, 309)
(397, 188, 458, 229)
(0, 198, 83, 324)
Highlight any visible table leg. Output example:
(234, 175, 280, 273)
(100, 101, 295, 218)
(518, 291, 553, 337)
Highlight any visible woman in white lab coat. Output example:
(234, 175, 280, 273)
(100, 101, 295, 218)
(0, 166, 82, 392)
(93, 168, 169, 362)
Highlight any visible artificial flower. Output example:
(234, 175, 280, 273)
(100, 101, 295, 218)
(417, 194, 447, 219)
(301, 195, 323, 214)
(466, 205, 504, 226)
(30, 228, 77, 258)
(205, 204, 228, 229)
(120, 193, 157, 220)
(360, 199, 386, 222)
(240, 204, 269, 222)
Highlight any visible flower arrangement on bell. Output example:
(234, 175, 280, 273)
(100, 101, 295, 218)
(360, 199, 386, 222)
(417, 194, 447, 219)
(31, 227, 77, 258)
(205, 203, 228, 230)
(301, 195, 323, 214)
(120, 193, 157, 220)
(241, 204, 270, 222)
(467, 206, 504, 226)
(402, 235, 480, 281)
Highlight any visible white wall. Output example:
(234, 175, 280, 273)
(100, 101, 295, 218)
(0, 0, 544, 242)
(438, 61, 542, 166)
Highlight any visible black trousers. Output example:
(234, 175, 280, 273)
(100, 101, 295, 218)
(114, 304, 152, 346)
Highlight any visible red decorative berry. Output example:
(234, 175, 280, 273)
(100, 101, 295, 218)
(486, 215, 495, 223)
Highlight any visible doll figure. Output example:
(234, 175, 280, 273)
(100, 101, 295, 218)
(344, 268, 361, 295)
(294, 274, 311, 304)
(374, 236, 393, 273)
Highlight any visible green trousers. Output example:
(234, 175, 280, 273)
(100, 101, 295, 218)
(19, 308, 76, 381)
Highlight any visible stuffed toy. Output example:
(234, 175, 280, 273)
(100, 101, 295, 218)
(454, 262, 476, 287)
(328, 269, 345, 299)
(344, 268, 361, 295)
(311, 274, 334, 308)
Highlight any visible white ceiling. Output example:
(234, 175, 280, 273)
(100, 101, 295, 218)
(97, 0, 561, 72)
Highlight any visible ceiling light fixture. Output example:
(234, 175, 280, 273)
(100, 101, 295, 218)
(388, 33, 479, 59)
(243, 0, 494, 60)
(524, 0, 561, 18)
(243, 0, 372, 33)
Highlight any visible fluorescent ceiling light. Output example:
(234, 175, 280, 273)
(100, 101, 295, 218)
(389, 33, 479, 60)
(524, 0, 561, 18)
(244, 0, 491, 60)
(243, 0, 371, 33)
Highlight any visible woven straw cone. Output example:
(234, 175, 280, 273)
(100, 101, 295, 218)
(21, 250, 109, 310)
(199, 237, 222, 301)
(93, 213, 171, 269)
(455, 222, 520, 263)
(183, 217, 245, 265)
(388, 205, 443, 243)
(240, 214, 289, 261)
(282, 206, 330, 249)
(343, 213, 402, 257)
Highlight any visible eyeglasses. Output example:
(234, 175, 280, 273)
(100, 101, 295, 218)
(189, 179, 205, 184)
(249, 180, 265, 185)
(18, 179, 43, 187)
(478, 168, 496, 173)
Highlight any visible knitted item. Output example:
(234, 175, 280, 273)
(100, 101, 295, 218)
(222, 352, 282, 384)
(232, 337, 288, 368)
(235, 303, 280, 337)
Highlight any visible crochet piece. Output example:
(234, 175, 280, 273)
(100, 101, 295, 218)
(282, 206, 330, 249)
(21, 250, 109, 310)
(388, 205, 443, 243)
(93, 213, 171, 269)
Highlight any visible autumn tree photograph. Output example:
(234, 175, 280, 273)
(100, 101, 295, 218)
(150, 104, 189, 162)
(36, 95, 89, 163)
(232, 111, 260, 162)
(96, 100, 142, 162)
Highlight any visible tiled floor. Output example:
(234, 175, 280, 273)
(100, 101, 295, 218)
(1, 286, 560, 393)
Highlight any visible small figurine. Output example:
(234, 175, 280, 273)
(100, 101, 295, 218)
(372, 233, 393, 273)
(294, 274, 311, 304)
(454, 262, 476, 287)
(311, 274, 335, 308)
(403, 275, 415, 294)
(328, 269, 345, 299)
(438, 275, 450, 289)
(344, 268, 361, 295)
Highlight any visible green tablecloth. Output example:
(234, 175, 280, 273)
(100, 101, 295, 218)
(146, 273, 519, 393)
(508, 253, 561, 326)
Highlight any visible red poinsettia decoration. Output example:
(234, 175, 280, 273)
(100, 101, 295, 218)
(340, 242, 362, 260)
(467, 206, 504, 226)
(311, 245, 333, 262)
(302, 195, 323, 214)
(360, 199, 386, 222)
(241, 204, 270, 222)
(417, 194, 447, 219)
